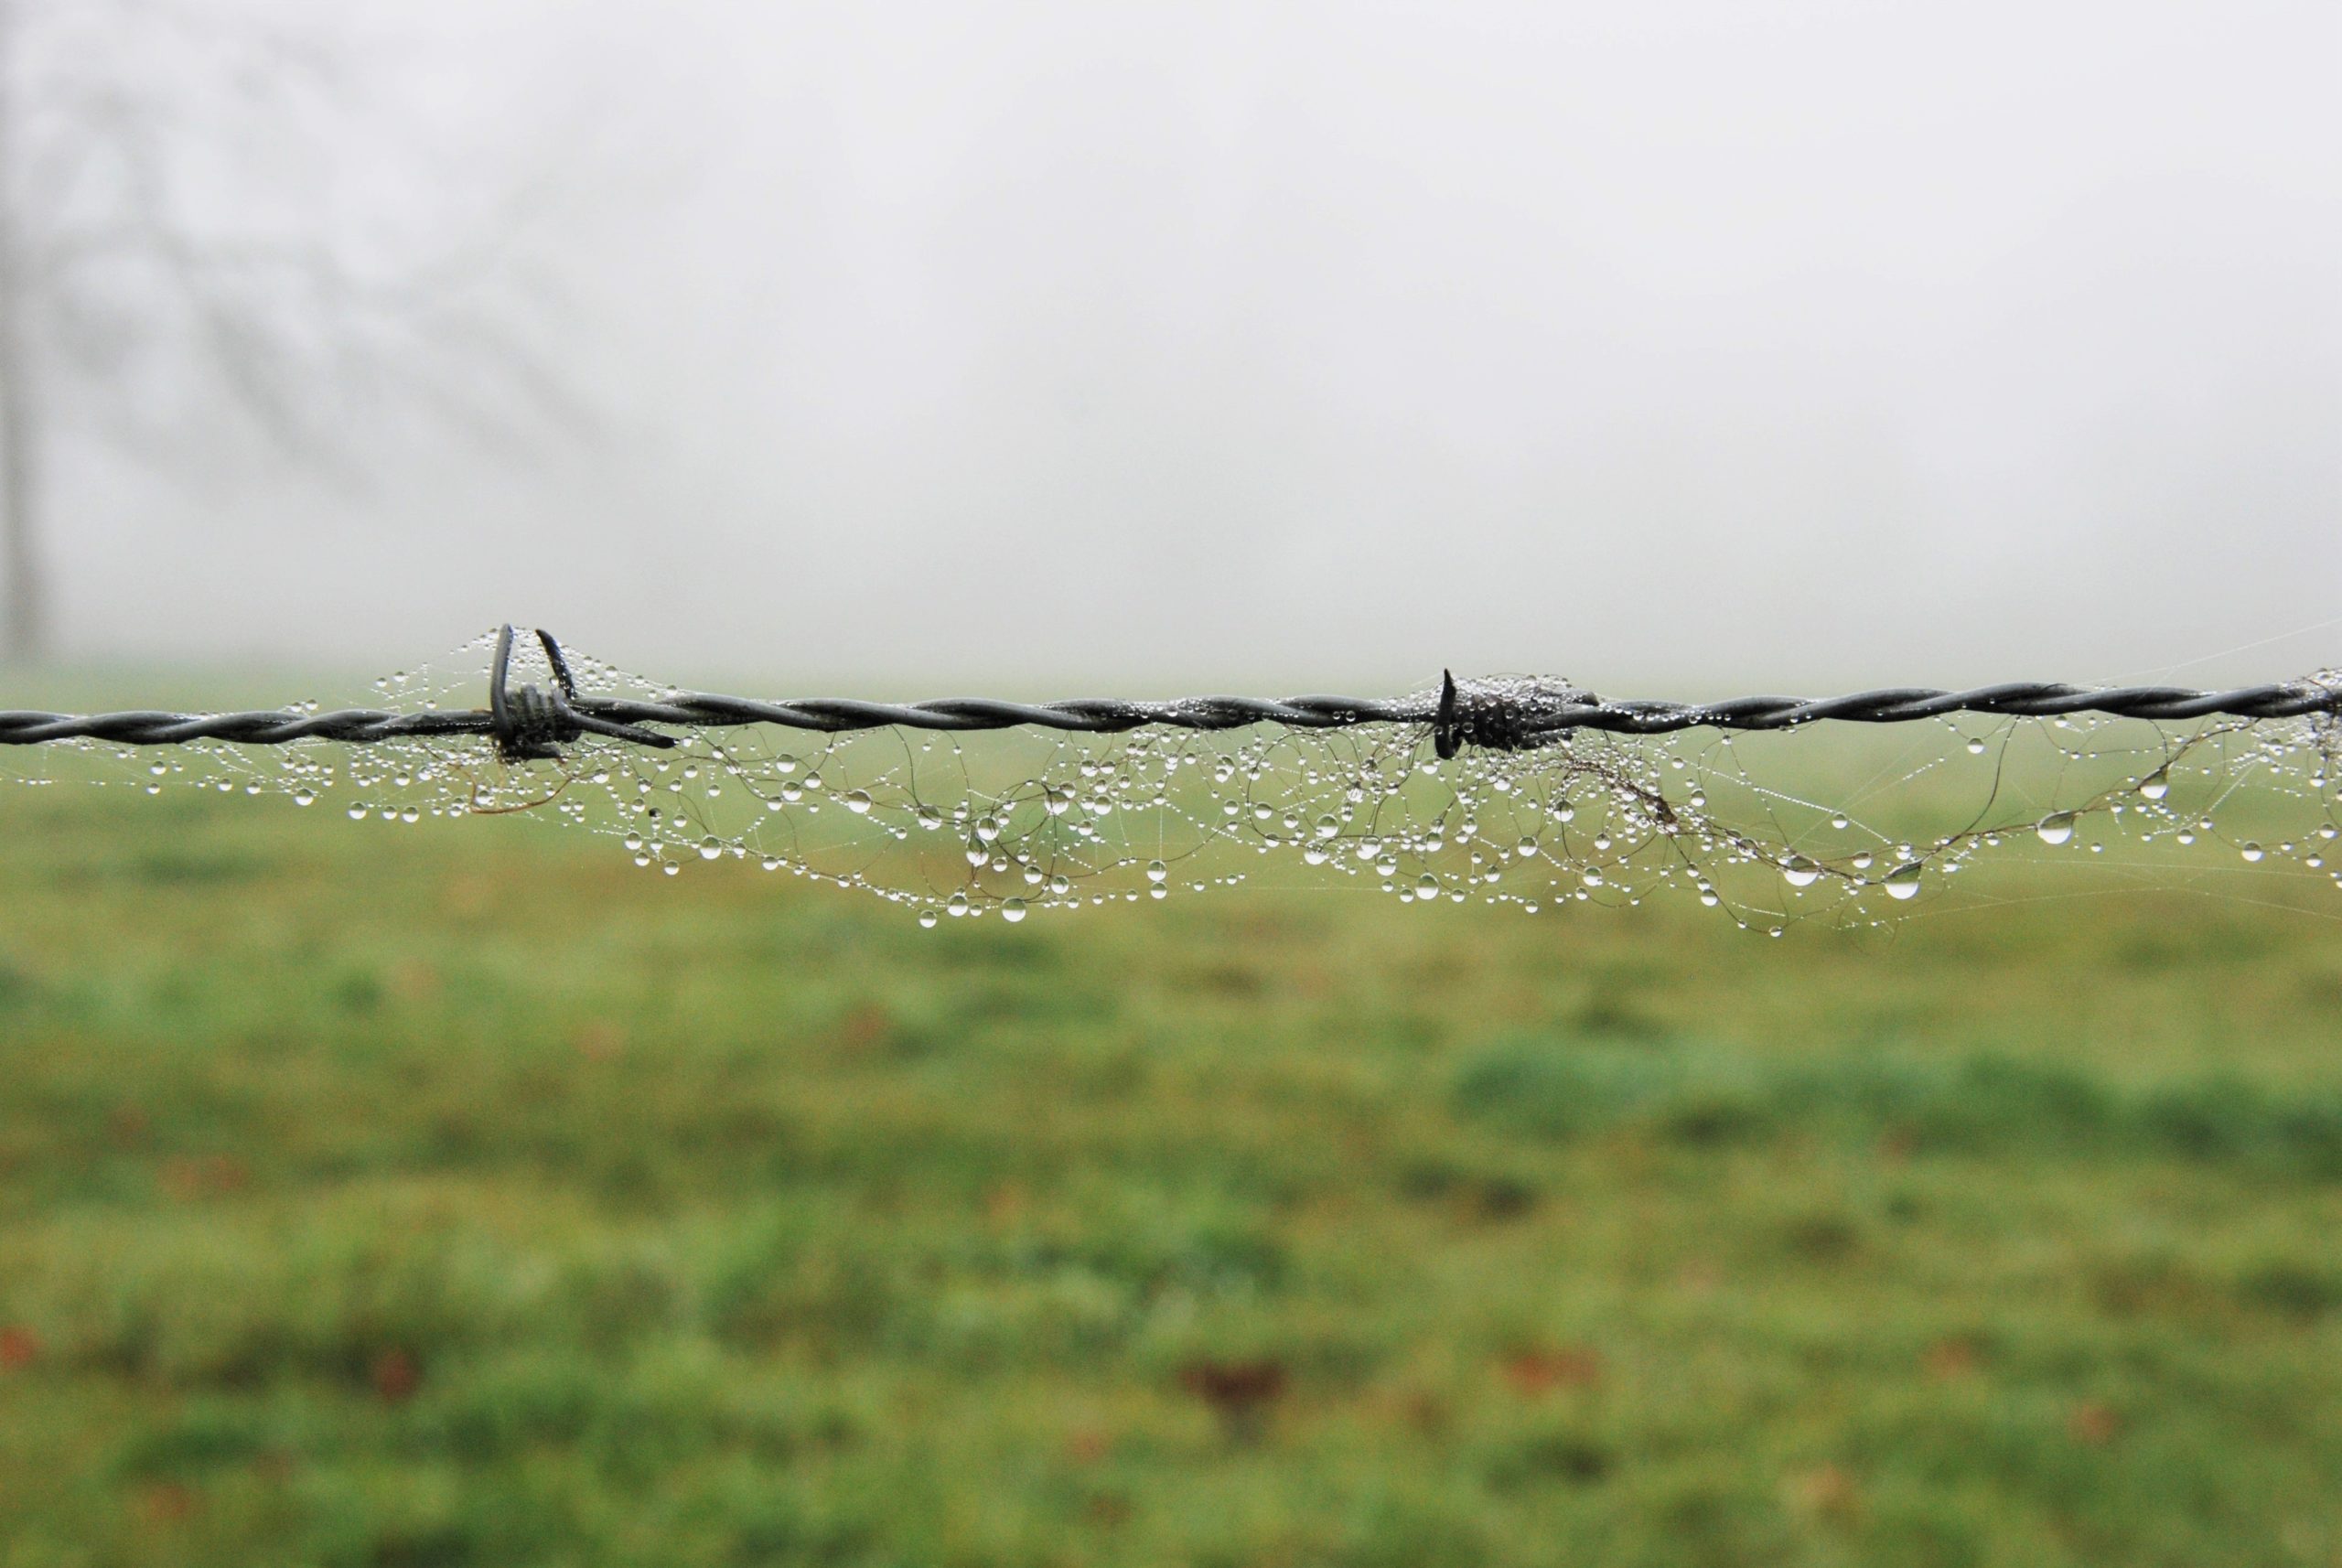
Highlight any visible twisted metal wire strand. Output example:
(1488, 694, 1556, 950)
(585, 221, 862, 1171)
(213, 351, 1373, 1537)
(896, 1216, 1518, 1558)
(1515, 680, 2342, 737)
(2, 621, 2335, 754)
(571, 691, 1431, 736)
(0, 695, 1432, 746)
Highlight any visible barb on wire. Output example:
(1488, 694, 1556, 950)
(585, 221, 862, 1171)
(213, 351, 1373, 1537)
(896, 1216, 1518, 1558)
(2, 624, 2337, 758)
(488, 623, 673, 761)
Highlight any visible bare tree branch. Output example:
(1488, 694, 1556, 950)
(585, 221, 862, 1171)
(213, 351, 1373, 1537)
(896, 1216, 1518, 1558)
(0, 0, 586, 659)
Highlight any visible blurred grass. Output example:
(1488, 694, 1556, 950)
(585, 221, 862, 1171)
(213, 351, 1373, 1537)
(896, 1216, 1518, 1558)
(2, 775, 2341, 1566)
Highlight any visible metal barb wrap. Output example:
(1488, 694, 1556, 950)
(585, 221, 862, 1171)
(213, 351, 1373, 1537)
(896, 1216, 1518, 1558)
(489, 625, 576, 762)
(1434, 671, 1603, 758)
(489, 625, 673, 761)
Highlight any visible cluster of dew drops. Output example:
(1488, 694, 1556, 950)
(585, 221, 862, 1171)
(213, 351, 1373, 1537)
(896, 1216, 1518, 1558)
(18, 636, 2342, 933)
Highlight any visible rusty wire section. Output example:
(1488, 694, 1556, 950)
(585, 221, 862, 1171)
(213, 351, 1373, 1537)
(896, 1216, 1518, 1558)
(6, 628, 2342, 929)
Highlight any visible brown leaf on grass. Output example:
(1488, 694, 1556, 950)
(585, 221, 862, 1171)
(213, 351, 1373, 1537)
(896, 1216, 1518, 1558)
(160, 1155, 249, 1200)
(1178, 1359, 1288, 1437)
(1785, 1462, 1861, 1520)
(1675, 1261, 1722, 1296)
(388, 958, 440, 1004)
(835, 1003, 897, 1053)
(139, 1482, 198, 1524)
(1180, 1359, 1286, 1408)
(371, 1348, 423, 1404)
(573, 1022, 625, 1061)
(440, 875, 496, 919)
(0, 1326, 38, 1369)
(1399, 1386, 1450, 1434)
(983, 1181, 1028, 1224)
(2068, 1401, 2122, 1445)
(1501, 1345, 1602, 1396)
(1924, 1337, 1981, 1380)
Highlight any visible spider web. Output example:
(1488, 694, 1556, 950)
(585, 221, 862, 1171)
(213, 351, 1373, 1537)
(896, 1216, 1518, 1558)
(16, 629, 2342, 929)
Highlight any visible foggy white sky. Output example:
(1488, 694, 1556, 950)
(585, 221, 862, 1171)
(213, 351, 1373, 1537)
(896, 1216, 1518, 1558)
(43, 0, 2342, 695)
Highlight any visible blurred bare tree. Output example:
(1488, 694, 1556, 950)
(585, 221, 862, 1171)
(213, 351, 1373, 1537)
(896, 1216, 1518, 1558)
(0, 0, 579, 661)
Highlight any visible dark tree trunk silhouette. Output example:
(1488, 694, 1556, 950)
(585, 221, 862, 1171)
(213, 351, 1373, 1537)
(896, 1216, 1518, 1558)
(0, 0, 40, 663)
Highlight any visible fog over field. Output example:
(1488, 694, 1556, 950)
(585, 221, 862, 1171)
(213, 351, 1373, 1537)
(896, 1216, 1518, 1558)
(28, 0, 2342, 693)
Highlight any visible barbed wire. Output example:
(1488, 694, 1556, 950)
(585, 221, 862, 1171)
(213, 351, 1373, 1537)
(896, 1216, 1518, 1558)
(2, 625, 2336, 763)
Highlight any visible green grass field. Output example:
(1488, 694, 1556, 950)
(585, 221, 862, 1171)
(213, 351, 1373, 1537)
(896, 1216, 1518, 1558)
(3, 776, 2340, 1566)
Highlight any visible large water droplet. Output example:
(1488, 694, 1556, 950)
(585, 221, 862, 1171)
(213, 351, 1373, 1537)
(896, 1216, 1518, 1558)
(1781, 854, 1821, 888)
(1002, 898, 1027, 923)
(1884, 862, 1923, 900)
(2139, 768, 2170, 800)
(2036, 812, 2076, 846)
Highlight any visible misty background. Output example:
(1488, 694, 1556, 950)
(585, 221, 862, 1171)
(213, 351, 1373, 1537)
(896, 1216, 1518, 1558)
(15, 0, 2340, 696)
